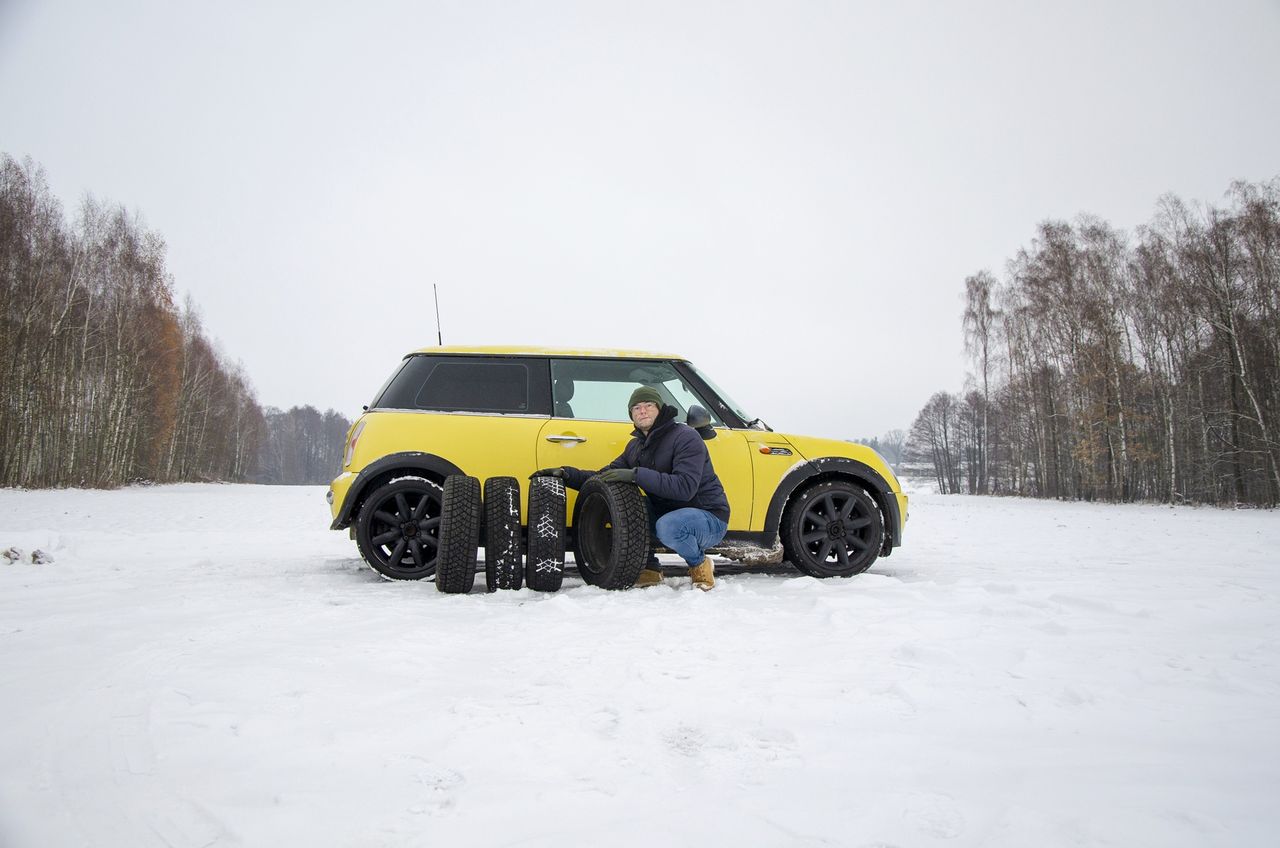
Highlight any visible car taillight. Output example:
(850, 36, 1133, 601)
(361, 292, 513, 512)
(344, 420, 366, 467)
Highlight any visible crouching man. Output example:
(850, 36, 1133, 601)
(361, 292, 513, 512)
(532, 386, 730, 590)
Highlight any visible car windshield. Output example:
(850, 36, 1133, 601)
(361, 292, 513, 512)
(687, 363, 760, 428)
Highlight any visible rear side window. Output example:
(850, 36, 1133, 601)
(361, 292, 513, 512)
(374, 356, 550, 414)
(420, 362, 528, 411)
(368, 359, 409, 409)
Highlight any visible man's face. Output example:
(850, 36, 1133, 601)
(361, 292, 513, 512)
(630, 401, 660, 431)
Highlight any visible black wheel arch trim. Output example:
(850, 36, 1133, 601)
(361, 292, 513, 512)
(331, 452, 465, 530)
(765, 457, 902, 551)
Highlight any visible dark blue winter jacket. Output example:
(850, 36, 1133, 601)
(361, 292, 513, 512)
(562, 405, 730, 523)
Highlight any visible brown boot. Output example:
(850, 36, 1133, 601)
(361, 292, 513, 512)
(689, 557, 715, 591)
(633, 568, 664, 588)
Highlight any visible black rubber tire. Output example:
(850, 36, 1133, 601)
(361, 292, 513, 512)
(354, 476, 443, 580)
(572, 478, 651, 590)
(435, 475, 482, 594)
(780, 479, 884, 578)
(483, 476, 524, 591)
(525, 476, 567, 592)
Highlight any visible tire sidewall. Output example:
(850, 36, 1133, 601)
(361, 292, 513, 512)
(571, 478, 650, 590)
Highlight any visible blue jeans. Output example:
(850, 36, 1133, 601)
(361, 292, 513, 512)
(654, 507, 728, 567)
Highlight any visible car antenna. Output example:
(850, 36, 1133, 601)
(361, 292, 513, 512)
(433, 284, 443, 346)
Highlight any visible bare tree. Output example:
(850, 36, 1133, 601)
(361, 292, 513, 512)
(908, 175, 1279, 507)
(0, 153, 265, 488)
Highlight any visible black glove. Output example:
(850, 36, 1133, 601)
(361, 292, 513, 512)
(597, 467, 637, 484)
(530, 467, 566, 479)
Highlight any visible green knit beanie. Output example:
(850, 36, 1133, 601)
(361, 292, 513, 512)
(627, 386, 663, 411)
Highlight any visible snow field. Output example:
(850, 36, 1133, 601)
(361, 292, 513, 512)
(1, 483, 1277, 847)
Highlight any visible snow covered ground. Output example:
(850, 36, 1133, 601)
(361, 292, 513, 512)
(1, 483, 1277, 847)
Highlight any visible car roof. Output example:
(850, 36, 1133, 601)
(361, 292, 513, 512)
(407, 345, 686, 360)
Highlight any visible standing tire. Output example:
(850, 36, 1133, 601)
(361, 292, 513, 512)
(525, 476, 566, 592)
(483, 476, 523, 591)
(355, 476, 443, 580)
(572, 478, 650, 590)
(435, 475, 482, 594)
(780, 479, 884, 578)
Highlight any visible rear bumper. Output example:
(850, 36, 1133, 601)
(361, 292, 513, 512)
(328, 472, 357, 529)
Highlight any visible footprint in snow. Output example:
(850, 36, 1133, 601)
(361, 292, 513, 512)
(406, 763, 464, 815)
(584, 706, 620, 738)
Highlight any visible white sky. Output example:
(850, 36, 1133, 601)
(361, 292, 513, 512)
(2, 1, 1278, 439)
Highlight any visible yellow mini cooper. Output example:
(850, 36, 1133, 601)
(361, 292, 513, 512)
(328, 346, 907, 581)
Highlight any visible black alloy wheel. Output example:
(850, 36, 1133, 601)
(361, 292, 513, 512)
(355, 476, 443, 580)
(781, 480, 884, 578)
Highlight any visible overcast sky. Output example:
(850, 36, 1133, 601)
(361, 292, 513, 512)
(2, 1, 1278, 439)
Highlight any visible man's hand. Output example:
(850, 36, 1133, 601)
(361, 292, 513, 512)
(530, 467, 566, 479)
(597, 467, 637, 484)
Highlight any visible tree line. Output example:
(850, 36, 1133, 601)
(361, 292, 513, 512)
(1, 154, 349, 487)
(907, 177, 1280, 507)
(256, 405, 351, 485)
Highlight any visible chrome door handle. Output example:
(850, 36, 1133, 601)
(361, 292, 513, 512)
(545, 435, 588, 444)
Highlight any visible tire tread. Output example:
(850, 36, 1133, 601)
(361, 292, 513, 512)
(525, 477, 567, 592)
(574, 479, 651, 590)
(483, 476, 523, 591)
(436, 475, 481, 593)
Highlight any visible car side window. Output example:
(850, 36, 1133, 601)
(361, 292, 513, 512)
(549, 359, 724, 425)
(418, 362, 528, 412)
(375, 356, 550, 414)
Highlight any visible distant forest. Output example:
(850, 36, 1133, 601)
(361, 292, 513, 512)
(256, 406, 352, 486)
(907, 177, 1280, 508)
(0, 154, 349, 487)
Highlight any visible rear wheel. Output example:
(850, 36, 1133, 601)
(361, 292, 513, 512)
(355, 476, 443, 580)
(483, 476, 523, 591)
(572, 478, 651, 590)
(781, 480, 883, 578)
(436, 475, 482, 594)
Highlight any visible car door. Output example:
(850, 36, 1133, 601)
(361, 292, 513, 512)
(538, 358, 754, 530)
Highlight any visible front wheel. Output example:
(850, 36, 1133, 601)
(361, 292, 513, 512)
(780, 480, 884, 578)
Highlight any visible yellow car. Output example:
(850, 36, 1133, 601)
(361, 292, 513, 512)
(328, 346, 907, 581)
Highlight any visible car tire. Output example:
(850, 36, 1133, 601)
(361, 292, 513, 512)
(483, 476, 523, 591)
(435, 475, 482, 594)
(355, 475, 443, 580)
(572, 478, 651, 590)
(525, 476, 566, 592)
(780, 479, 884, 578)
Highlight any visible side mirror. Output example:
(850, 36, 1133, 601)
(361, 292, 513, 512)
(687, 405, 716, 440)
(686, 405, 711, 429)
